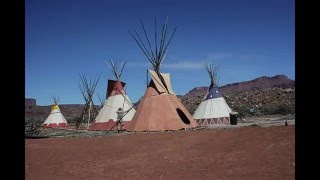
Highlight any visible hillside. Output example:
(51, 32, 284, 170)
(181, 75, 295, 116)
(184, 75, 294, 98)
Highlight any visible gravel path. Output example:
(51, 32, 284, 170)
(26, 114, 295, 138)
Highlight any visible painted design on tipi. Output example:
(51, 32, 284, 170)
(42, 97, 68, 128)
(127, 17, 198, 131)
(89, 60, 136, 131)
(193, 62, 232, 125)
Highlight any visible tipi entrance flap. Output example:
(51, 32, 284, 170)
(148, 69, 175, 94)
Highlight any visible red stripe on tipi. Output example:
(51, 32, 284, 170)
(42, 123, 67, 128)
(89, 120, 132, 131)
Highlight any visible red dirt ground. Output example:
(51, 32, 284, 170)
(25, 126, 295, 180)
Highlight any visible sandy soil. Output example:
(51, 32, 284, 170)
(25, 125, 295, 180)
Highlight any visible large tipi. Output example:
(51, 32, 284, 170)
(127, 17, 198, 131)
(42, 97, 68, 128)
(193, 62, 232, 125)
(89, 60, 136, 131)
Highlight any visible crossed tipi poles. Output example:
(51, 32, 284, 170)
(129, 16, 177, 92)
(108, 59, 126, 81)
(107, 59, 134, 107)
(52, 96, 59, 106)
(77, 74, 101, 129)
(126, 17, 199, 131)
(204, 62, 220, 91)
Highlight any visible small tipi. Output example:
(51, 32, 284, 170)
(193, 62, 232, 125)
(127, 17, 198, 131)
(42, 97, 68, 128)
(89, 60, 136, 131)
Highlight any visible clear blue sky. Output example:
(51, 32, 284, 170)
(25, 0, 295, 106)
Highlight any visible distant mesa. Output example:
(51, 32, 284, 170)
(25, 98, 36, 106)
(219, 75, 294, 94)
(184, 75, 294, 98)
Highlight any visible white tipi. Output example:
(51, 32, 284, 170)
(89, 60, 136, 131)
(193, 62, 232, 125)
(42, 97, 68, 128)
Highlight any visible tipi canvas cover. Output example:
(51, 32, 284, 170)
(193, 63, 232, 125)
(89, 61, 136, 131)
(128, 70, 198, 131)
(42, 102, 68, 128)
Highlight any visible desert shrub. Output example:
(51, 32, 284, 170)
(232, 106, 250, 117)
(67, 116, 82, 124)
(258, 104, 294, 115)
(25, 117, 43, 125)
(25, 118, 42, 136)
(273, 104, 294, 115)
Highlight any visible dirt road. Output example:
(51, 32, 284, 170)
(25, 126, 295, 180)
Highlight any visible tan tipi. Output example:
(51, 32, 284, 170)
(127, 17, 198, 131)
(193, 62, 232, 125)
(42, 97, 68, 128)
(89, 60, 136, 131)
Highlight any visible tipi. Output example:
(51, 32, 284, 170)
(89, 60, 136, 131)
(42, 97, 68, 128)
(127, 17, 198, 131)
(193, 62, 232, 125)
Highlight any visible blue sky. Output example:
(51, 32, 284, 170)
(25, 0, 295, 106)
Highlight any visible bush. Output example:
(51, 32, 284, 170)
(25, 117, 44, 125)
(231, 103, 295, 117)
(67, 116, 82, 124)
(273, 104, 294, 115)
(232, 106, 250, 117)
(25, 118, 42, 136)
(257, 104, 294, 115)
